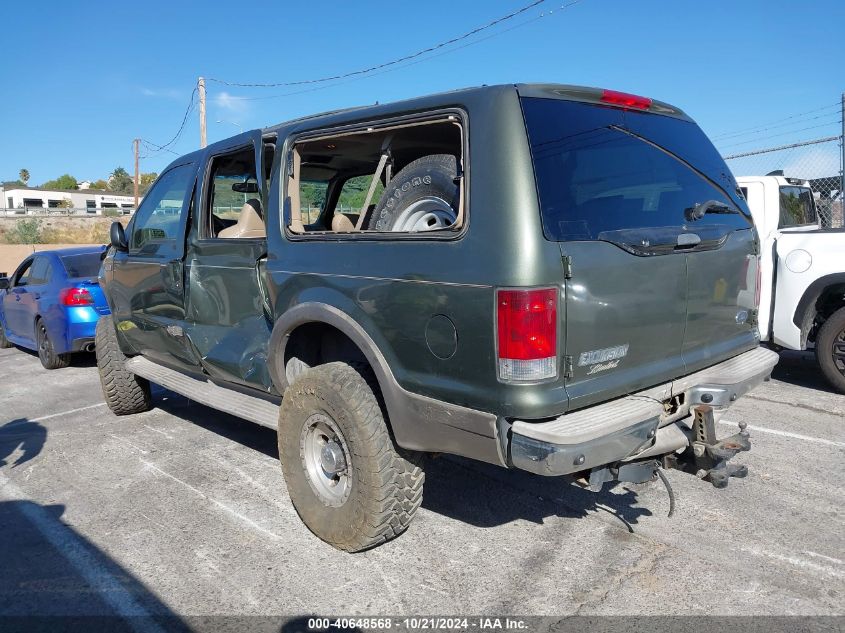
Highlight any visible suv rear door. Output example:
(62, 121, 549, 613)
(522, 94, 756, 408)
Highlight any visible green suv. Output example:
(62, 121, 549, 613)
(97, 84, 779, 551)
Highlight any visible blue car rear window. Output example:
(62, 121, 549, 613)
(60, 253, 102, 279)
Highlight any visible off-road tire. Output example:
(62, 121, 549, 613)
(36, 318, 71, 370)
(278, 361, 424, 552)
(367, 154, 459, 232)
(95, 316, 152, 415)
(815, 306, 845, 394)
(0, 322, 12, 348)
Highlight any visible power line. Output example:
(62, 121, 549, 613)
(210, 0, 581, 104)
(723, 135, 840, 160)
(710, 101, 840, 141)
(718, 117, 842, 150)
(206, 0, 552, 88)
(141, 87, 198, 157)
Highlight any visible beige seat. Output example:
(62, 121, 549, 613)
(218, 199, 266, 239)
(330, 213, 360, 232)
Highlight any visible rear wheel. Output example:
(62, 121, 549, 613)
(278, 361, 424, 552)
(815, 306, 845, 393)
(36, 318, 70, 370)
(95, 316, 152, 415)
(0, 322, 12, 349)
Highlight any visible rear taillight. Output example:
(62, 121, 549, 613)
(600, 89, 653, 110)
(60, 287, 94, 306)
(754, 257, 762, 308)
(497, 288, 558, 382)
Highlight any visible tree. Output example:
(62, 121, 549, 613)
(19, 169, 30, 185)
(139, 172, 158, 194)
(41, 174, 79, 190)
(109, 167, 133, 194)
(57, 198, 74, 208)
(2, 180, 26, 188)
(89, 179, 109, 190)
(6, 218, 43, 244)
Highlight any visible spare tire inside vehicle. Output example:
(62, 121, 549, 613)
(367, 154, 459, 232)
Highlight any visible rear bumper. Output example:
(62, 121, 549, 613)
(510, 347, 779, 476)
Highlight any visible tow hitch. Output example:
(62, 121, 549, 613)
(673, 405, 751, 488)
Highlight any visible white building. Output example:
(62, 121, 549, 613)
(0, 186, 141, 215)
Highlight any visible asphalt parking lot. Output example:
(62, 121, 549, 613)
(0, 346, 842, 621)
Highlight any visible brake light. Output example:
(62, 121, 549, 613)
(497, 288, 558, 381)
(600, 89, 653, 110)
(60, 287, 94, 306)
(754, 257, 762, 308)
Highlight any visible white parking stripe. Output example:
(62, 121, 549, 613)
(30, 403, 107, 423)
(720, 419, 845, 449)
(140, 459, 285, 541)
(0, 470, 165, 632)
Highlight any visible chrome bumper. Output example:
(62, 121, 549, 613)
(510, 347, 779, 476)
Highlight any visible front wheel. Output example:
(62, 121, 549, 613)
(36, 318, 70, 369)
(278, 362, 424, 552)
(815, 306, 845, 394)
(95, 317, 152, 415)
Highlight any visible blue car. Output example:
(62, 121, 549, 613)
(0, 246, 111, 369)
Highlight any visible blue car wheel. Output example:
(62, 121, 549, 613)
(36, 318, 71, 370)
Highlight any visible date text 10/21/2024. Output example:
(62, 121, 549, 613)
(307, 618, 529, 630)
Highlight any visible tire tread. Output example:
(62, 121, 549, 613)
(95, 317, 152, 415)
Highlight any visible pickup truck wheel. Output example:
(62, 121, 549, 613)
(0, 322, 12, 348)
(815, 306, 845, 393)
(367, 154, 459, 232)
(278, 361, 424, 552)
(36, 318, 71, 370)
(95, 317, 152, 415)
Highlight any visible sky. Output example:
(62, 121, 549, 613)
(0, 0, 843, 185)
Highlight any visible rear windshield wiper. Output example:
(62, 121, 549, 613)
(684, 200, 738, 222)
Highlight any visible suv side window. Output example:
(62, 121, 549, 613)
(205, 146, 264, 239)
(129, 164, 195, 257)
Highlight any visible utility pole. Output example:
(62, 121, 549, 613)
(133, 138, 140, 211)
(198, 77, 207, 148)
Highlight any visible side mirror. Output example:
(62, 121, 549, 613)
(110, 222, 128, 251)
(0, 277, 9, 290)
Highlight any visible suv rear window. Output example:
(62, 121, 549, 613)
(778, 186, 817, 228)
(61, 252, 103, 279)
(522, 98, 751, 247)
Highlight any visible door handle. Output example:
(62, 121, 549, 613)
(675, 233, 701, 249)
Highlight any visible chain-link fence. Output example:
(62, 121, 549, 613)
(724, 135, 844, 227)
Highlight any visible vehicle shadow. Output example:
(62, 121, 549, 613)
(151, 386, 280, 459)
(0, 498, 190, 631)
(421, 455, 653, 532)
(149, 388, 651, 532)
(0, 419, 47, 468)
(771, 349, 833, 391)
(6, 346, 97, 368)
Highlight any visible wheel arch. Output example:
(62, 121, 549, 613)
(792, 273, 845, 346)
(268, 301, 504, 465)
(268, 302, 396, 397)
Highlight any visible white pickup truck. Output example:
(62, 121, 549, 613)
(736, 173, 845, 392)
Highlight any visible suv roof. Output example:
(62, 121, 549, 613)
(164, 83, 691, 171)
